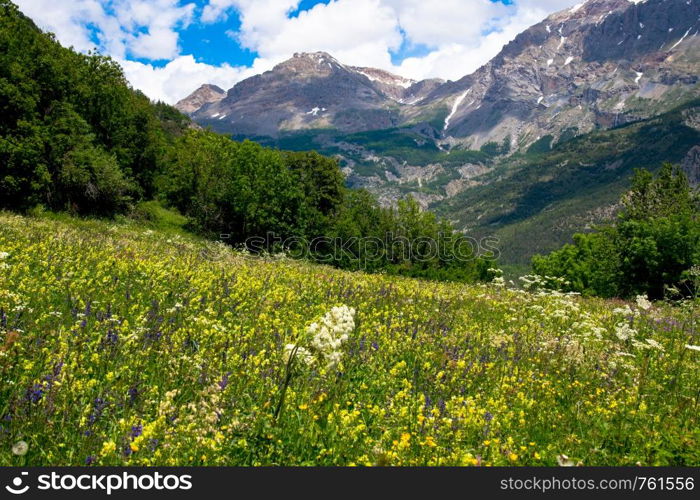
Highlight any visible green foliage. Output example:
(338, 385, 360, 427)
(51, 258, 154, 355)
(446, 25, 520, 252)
(161, 130, 312, 241)
(329, 194, 494, 282)
(480, 136, 511, 157)
(160, 129, 491, 283)
(532, 164, 700, 299)
(129, 200, 190, 237)
(0, 0, 187, 213)
(526, 135, 554, 155)
(282, 150, 345, 237)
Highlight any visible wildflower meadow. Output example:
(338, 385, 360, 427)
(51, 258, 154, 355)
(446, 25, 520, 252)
(0, 212, 698, 466)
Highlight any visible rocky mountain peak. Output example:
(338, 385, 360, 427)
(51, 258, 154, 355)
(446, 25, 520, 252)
(175, 84, 226, 115)
(274, 51, 346, 76)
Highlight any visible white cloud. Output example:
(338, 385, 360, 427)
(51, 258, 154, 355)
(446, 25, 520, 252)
(15, 0, 585, 103)
(394, 0, 580, 81)
(215, 0, 582, 81)
(14, 0, 114, 53)
(15, 0, 196, 61)
(120, 55, 253, 103)
(386, 0, 510, 47)
(112, 0, 196, 60)
(248, 0, 402, 68)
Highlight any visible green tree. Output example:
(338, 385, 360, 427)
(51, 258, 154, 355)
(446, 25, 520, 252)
(532, 163, 700, 299)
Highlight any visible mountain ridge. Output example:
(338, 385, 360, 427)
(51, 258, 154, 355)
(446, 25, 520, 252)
(178, 0, 700, 149)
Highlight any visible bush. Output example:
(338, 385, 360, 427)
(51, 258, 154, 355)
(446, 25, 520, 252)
(532, 163, 700, 299)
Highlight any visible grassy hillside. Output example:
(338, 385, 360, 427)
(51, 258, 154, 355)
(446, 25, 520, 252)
(436, 99, 700, 267)
(0, 213, 698, 466)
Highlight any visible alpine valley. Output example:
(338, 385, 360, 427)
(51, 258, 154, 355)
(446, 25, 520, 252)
(177, 0, 700, 269)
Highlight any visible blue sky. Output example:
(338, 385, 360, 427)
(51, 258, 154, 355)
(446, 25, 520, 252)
(14, 0, 580, 103)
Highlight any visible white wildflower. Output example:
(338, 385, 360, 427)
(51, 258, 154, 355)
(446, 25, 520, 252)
(644, 338, 664, 351)
(12, 440, 28, 456)
(557, 454, 575, 467)
(635, 295, 652, 311)
(614, 322, 637, 341)
(283, 344, 315, 367)
(0, 251, 9, 260)
(308, 305, 356, 369)
(632, 340, 650, 350)
(613, 305, 634, 316)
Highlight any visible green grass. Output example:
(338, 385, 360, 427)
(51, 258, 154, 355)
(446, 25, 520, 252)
(0, 212, 698, 466)
(129, 201, 191, 237)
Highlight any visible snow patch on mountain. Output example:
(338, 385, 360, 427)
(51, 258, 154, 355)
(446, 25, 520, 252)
(444, 89, 472, 132)
(353, 69, 415, 89)
(671, 27, 693, 49)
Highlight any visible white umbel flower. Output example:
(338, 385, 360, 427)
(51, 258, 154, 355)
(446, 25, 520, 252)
(283, 344, 315, 367)
(308, 305, 356, 369)
(635, 295, 652, 311)
(12, 440, 28, 456)
(615, 322, 637, 341)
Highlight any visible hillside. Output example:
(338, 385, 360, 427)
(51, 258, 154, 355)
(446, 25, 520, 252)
(436, 98, 700, 268)
(1, 212, 698, 466)
(0, 0, 191, 214)
(179, 0, 700, 267)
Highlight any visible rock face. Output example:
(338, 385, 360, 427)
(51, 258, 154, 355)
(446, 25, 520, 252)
(175, 84, 226, 115)
(188, 52, 444, 137)
(181, 0, 699, 149)
(418, 0, 700, 149)
(682, 145, 700, 187)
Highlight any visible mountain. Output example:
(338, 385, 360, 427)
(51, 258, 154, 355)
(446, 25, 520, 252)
(177, 52, 444, 137)
(180, 0, 700, 268)
(181, 0, 699, 147)
(419, 0, 700, 149)
(175, 84, 226, 114)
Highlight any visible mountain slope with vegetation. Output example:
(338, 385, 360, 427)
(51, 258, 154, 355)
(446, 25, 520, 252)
(0, 0, 191, 214)
(435, 98, 700, 269)
(1, 212, 698, 466)
(532, 163, 700, 299)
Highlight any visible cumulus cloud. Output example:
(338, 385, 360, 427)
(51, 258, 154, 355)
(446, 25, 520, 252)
(112, 0, 196, 60)
(120, 55, 250, 103)
(15, 0, 196, 61)
(15, 0, 583, 103)
(14, 0, 116, 53)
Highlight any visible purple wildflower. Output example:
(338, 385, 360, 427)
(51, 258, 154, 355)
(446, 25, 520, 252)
(130, 424, 143, 439)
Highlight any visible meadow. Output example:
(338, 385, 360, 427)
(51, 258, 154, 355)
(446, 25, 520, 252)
(0, 212, 698, 466)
